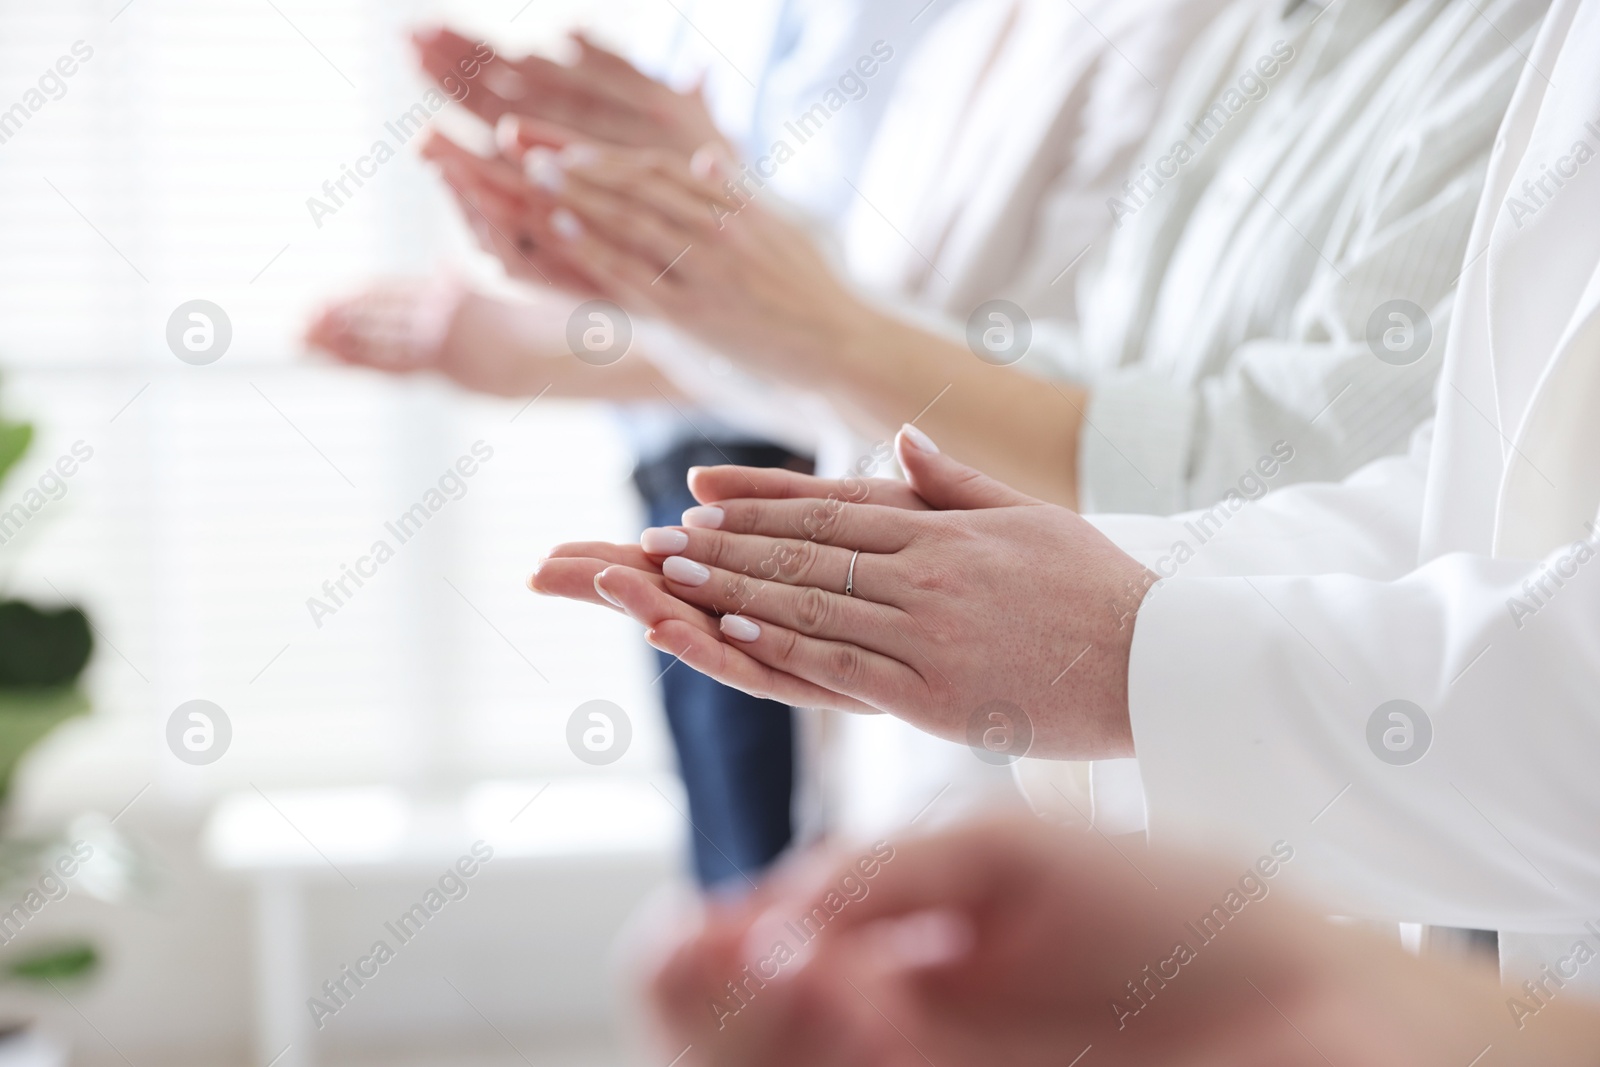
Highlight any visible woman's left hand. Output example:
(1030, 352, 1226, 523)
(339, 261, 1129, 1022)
(475, 129, 878, 382)
(538, 426, 1155, 760)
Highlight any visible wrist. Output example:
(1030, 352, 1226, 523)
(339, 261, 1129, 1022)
(1102, 563, 1157, 758)
(825, 304, 957, 419)
(782, 294, 902, 391)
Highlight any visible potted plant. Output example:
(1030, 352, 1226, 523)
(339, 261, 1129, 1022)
(0, 408, 102, 1065)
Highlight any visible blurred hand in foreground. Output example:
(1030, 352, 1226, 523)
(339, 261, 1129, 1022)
(634, 816, 1591, 1067)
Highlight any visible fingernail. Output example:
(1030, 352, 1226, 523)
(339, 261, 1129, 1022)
(594, 574, 622, 607)
(525, 148, 564, 192)
(550, 208, 583, 241)
(662, 556, 711, 587)
(495, 114, 523, 158)
(560, 143, 600, 167)
(689, 144, 733, 181)
(681, 506, 724, 530)
(742, 908, 804, 978)
(875, 910, 974, 971)
(640, 527, 689, 554)
(720, 614, 761, 642)
(898, 423, 939, 454)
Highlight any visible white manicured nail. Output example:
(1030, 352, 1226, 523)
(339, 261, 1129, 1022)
(495, 114, 520, 156)
(641, 527, 689, 554)
(875, 910, 974, 970)
(689, 145, 731, 181)
(524, 148, 564, 192)
(663, 556, 711, 586)
(899, 423, 939, 454)
(550, 208, 583, 241)
(721, 614, 761, 641)
(560, 143, 600, 167)
(593, 575, 622, 607)
(681, 506, 725, 529)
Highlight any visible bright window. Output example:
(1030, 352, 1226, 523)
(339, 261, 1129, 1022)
(0, 0, 768, 805)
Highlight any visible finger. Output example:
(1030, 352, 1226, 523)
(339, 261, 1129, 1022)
(565, 33, 677, 115)
(641, 526, 906, 609)
(441, 171, 529, 236)
(650, 546, 910, 655)
(757, 826, 1022, 943)
(420, 127, 490, 165)
(687, 466, 928, 512)
(694, 608, 925, 714)
(686, 498, 924, 552)
(551, 174, 697, 271)
(445, 185, 557, 285)
(410, 26, 485, 83)
(568, 31, 655, 88)
(893, 425, 1040, 510)
(530, 543, 661, 607)
(540, 540, 659, 571)
(306, 313, 421, 371)
(436, 176, 590, 291)
(527, 555, 618, 608)
(508, 57, 655, 143)
(422, 129, 542, 202)
(434, 148, 543, 212)
(303, 302, 350, 355)
(411, 29, 517, 124)
(544, 210, 662, 304)
(648, 619, 878, 717)
(594, 568, 878, 713)
(562, 154, 728, 239)
(641, 915, 752, 1051)
(494, 113, 576, 161)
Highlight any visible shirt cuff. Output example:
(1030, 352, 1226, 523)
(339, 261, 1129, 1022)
(1078, 368, 1198, 515)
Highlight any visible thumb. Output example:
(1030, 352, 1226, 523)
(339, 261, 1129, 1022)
(894, 425, 1037, 510)
(494, 113, 573, 163)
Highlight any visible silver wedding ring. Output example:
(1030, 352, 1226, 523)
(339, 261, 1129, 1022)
(845, 549, 860, 597)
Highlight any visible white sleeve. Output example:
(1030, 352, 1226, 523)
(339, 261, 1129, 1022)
(1128, 535, 1600, 933)
(1080, 425, 1429, 839)
(1087, 423, 1431, 581)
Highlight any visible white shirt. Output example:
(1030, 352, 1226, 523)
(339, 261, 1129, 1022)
(1063, 0, 1550, 515)
(1091, 0, 1600, 987)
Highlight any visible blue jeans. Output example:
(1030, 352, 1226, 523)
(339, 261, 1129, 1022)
(638, 444, 804, 889)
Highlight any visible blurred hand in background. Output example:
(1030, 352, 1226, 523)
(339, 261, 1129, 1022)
(307, 25, 735, 399)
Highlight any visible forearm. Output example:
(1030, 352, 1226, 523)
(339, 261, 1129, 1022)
(456, 294, 685, 402)
(815, 303, 1083, 507)
(1129, 546, 1600, 925)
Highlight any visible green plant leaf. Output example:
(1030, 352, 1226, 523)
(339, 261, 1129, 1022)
(4, 941, 97, 983)
(0, 602, 93, 687)
(0, 688, 90, 804)
(0, 421, 32, 486)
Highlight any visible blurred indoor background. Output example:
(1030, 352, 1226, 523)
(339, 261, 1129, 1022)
(0, 2, 781, 1063)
